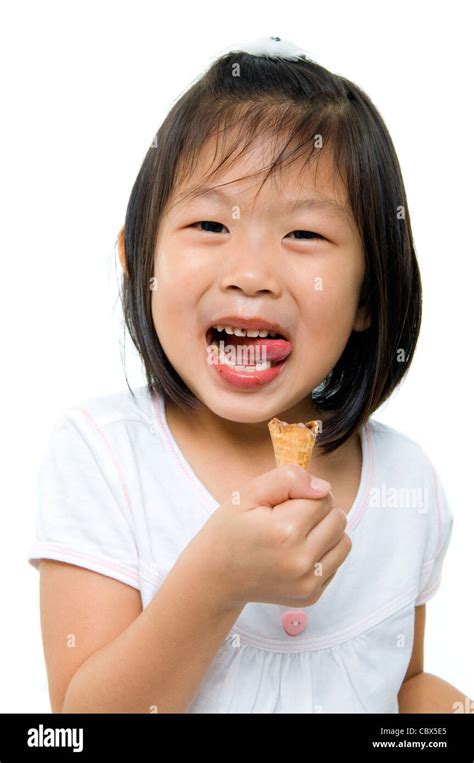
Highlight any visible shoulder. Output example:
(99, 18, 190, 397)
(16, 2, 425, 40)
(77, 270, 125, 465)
(38, 385, 159, 479)
(368, 417, 431, 458)
(51, 384, 156, 441)
(366, 417, 442, 481)
(366, 416, 453, 520)
(366, 417, 454, 593)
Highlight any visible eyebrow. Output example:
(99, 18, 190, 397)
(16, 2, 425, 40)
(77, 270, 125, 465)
(173, 186, 348, 218)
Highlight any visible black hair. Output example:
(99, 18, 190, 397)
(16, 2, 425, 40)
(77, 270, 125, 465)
(119, 48, 422, 455)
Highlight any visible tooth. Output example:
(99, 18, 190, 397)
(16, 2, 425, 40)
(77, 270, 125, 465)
(234, 328, 246, 336)
(255, 361, 271, 370)
(223, 356, 240, 369)
(258, 330, 269, 338)
(216, 325, 224, 332)
(269, 331, 276, 337)
(246, 329, 259, 337)
(224, 326, 235, 335)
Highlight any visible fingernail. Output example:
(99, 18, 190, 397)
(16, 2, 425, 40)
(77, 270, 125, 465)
(311, 476, 331, 493)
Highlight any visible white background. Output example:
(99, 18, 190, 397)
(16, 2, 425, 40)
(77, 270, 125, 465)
(1, 0, 472, 712)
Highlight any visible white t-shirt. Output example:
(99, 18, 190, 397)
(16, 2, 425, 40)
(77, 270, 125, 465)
(27, 384, 454, 713)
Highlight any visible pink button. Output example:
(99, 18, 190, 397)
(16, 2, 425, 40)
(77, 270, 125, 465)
(281, 610, 307, 636)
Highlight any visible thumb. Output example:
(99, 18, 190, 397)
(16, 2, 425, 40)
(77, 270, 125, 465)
(237, 463, 331, 511)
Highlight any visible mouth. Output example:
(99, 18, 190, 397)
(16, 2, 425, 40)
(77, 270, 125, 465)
(204, 322, 293, 388)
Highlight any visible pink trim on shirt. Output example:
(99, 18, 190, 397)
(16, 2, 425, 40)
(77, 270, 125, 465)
(230, 584, 419, 652)
(152, 394, 219, 508)
(347, 421, 374, 534)
(28, 542, 140, 582)
(78, 407, 134, 519)
(415, 575, 441, 604)
(429, 461, 443, 561)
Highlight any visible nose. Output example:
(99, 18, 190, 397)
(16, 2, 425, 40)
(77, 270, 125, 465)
(219, 245, 282, 297)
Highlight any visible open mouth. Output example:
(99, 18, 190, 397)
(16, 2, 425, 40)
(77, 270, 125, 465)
(205, 325, 293, 372)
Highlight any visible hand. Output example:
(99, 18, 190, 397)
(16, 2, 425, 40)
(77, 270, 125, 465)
(187, 463, 352, 611)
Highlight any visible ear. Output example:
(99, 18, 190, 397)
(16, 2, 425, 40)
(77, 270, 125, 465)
(353, 303, 371, 332)
(117, 226, 127, 276)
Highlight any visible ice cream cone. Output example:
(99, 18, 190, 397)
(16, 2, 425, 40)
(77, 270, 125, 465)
(268, 417, 319, 470)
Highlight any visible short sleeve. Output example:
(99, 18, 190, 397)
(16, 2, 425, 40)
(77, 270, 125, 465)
(415, 464, 454, 606)
(27, 408, 140, 589)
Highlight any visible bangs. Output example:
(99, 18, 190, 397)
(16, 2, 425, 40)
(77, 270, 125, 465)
(166, 97, 351, 221)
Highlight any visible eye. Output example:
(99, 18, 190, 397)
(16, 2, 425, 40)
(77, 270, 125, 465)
(189, 222, 325, 240)
(286, 230, 325, 241)
(191, 221, 228, 234)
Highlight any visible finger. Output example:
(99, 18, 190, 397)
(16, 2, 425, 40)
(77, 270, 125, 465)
(273, 492, 334, 536)
(320, 571, 337, 594)
(305, 506, 349, 557)
(310, 532, 352, 584)
(237, 463, 331, 512)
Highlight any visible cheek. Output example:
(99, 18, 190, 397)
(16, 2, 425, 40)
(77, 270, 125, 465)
(155, 238, 212, 286)
(152, 241, 202, 312)
(151, 291, 196, 380)
(151, 255, 203, 359)
(151, 253, 182, 346)
(313, 257, 362, 319)
(299, 261, 362, 358)
(154, 245, 189, 289)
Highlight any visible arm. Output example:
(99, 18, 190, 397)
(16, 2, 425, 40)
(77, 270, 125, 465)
(397, 604, 471, 713)
(58, 546, 243, 714)
(398, 672, 470, 713)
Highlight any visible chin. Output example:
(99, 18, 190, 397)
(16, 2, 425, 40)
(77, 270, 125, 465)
(199, 392, 284, 424)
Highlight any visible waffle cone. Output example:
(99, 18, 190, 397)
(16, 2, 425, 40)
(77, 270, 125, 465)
(268, 418, 319, 470)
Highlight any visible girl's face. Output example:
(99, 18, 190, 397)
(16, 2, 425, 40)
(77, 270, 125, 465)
(150, 137, 369, 425)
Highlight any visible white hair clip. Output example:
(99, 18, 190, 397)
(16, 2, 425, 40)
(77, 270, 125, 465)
(228, 36, 308, 61)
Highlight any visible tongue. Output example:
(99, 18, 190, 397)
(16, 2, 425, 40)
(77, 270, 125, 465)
(216, 335, 292, 363)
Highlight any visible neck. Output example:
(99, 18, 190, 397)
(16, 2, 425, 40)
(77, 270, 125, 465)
(165, 396, 357, 472)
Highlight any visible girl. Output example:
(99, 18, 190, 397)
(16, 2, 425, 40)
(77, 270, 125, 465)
(28, 37, 468, 714)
